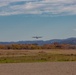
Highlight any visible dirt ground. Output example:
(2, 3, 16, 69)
(0, 62, 76, 75)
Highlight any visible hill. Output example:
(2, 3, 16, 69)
(0, 37, 76, 45)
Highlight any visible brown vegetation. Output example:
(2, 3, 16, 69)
(0, 42, 76, 50)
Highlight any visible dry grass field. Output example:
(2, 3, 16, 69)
(0, 49, 76, 75)
(0, 49, 76, 57)
(0, 49, 76, 63)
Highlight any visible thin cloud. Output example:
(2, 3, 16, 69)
(0, 0, 76, 16)
(73, 29, 76, 31)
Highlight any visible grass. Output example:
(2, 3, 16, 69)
(0, 53, 76, 63)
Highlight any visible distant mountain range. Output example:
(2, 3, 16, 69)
(0, 37, 76, 45)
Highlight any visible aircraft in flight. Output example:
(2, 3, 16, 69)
(32, 36, 42, 39)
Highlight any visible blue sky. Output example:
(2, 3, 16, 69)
(0, 0, 76, 41)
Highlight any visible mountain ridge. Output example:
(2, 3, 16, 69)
(0, 37, 76, 45)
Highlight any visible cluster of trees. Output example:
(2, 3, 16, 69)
(0, 43, 76, 50)
(42, 43, 76, 49)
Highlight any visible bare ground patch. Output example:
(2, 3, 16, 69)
(0, 62, 76, 75)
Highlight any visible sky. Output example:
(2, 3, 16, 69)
(0, 0, 76, 42)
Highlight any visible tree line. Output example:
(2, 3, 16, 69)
(0, 42, 76, 50)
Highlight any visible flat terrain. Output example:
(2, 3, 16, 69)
(0, 62, 76, 75)
(0, 49, 76, 57)
(0, 49, 76, 63)
(0, 49, 76, 75)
